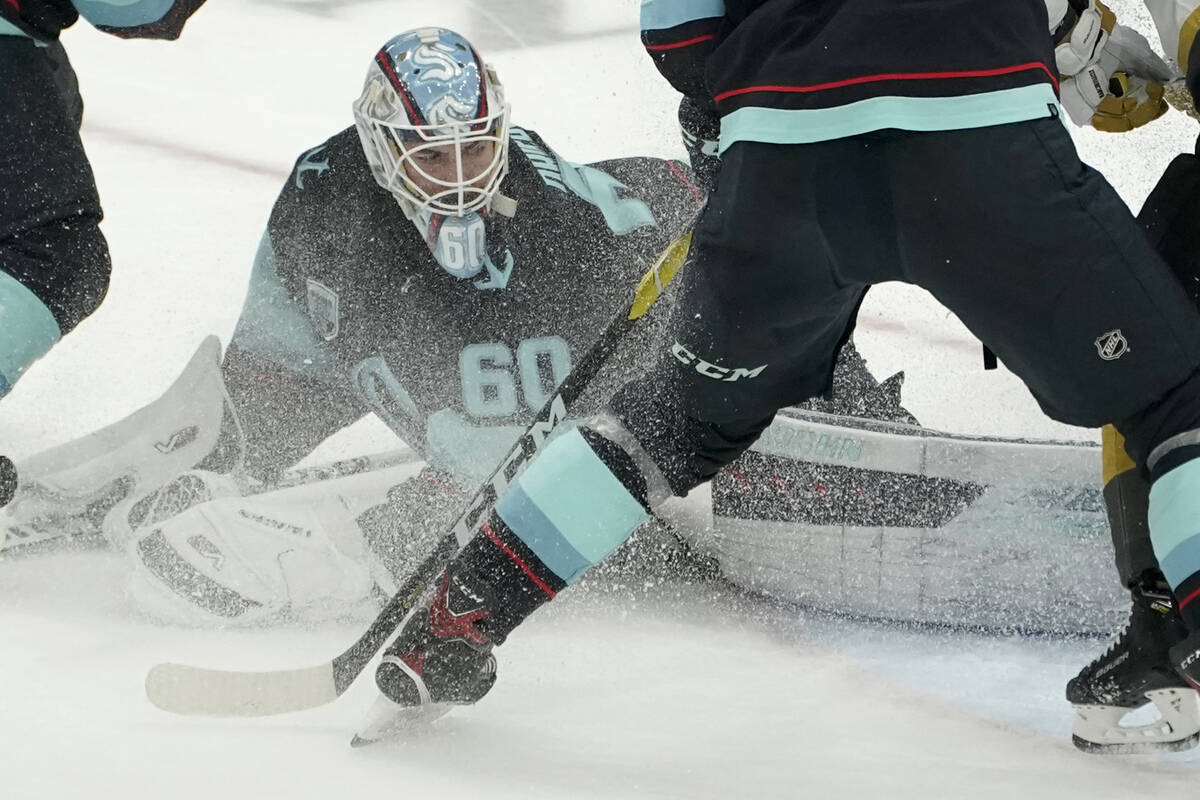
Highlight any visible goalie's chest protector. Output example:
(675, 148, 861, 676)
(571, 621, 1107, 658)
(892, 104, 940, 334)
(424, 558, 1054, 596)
(314, 128, 686, 444)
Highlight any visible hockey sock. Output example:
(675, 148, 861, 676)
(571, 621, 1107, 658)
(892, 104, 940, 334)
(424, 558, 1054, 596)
(495, 427, 650, 585)
(438, 427, 653, 644)
(448, 518, 566, 645)
(1101, 425, 1158, 587)
(0, 271, 61, 396)
(1148, 443, 1200, 629)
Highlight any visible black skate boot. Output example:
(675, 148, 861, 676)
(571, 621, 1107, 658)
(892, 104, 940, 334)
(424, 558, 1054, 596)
(1067, 573, 1200, 753)
(352, 567, 497, 746)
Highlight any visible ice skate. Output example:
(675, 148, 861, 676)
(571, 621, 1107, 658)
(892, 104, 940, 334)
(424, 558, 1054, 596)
(352, 568, 497, 745)
(1067, 576, 1200, 753)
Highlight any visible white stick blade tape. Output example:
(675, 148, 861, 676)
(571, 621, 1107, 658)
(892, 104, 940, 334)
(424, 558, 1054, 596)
(145, 662, 338, 716)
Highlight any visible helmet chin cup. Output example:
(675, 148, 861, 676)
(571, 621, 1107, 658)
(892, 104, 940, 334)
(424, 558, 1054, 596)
(417, 211, 488, 280)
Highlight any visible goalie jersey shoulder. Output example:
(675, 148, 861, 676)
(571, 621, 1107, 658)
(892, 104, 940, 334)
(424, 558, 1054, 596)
(268, 127, 428, 291)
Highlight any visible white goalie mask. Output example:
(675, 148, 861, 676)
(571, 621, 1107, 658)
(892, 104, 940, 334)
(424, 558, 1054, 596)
(353, 27, 511, 220)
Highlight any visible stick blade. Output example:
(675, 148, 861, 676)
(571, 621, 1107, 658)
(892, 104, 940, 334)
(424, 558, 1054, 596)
(146, 661, 338, 716)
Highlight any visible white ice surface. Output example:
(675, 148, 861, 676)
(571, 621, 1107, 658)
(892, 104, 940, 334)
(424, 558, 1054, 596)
(4, 1, 1200, 797)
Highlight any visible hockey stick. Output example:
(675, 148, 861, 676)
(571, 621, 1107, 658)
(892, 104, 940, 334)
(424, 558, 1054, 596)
(263, 448, 420, 493)
(144, 230, 694, 717)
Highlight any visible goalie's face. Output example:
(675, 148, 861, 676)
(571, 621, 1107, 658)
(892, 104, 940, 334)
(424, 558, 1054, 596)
(385, 127, 505, 215)
(404, 139, 497, 193)
(353, 28, 510, 219)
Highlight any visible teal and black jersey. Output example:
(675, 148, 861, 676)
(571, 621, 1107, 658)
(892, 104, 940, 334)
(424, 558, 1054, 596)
(641, 0, 1060, 148)
(220, 125, 703, 482)
(0, 0, 206, 40)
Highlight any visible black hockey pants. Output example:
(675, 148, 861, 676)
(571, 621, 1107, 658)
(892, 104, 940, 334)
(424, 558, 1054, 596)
(0, 36, 110, 339)
(609, 117, 1200, 495)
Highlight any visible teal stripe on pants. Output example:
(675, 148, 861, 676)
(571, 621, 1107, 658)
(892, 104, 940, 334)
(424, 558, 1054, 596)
(719, 84, 1061, 151)
(641, 0, 724, 31)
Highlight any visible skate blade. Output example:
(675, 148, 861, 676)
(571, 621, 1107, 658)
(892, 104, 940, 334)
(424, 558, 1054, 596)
(1072, 687, 1200, 754)
(349, 693, 451, 747)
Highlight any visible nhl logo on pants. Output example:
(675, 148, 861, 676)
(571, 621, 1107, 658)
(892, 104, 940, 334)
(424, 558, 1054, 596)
(1094, 329, 1129, 361)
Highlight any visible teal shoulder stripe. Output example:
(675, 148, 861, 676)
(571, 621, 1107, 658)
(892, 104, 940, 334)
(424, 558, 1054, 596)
(510, 127, 656, 234)
(504, 429, 648, 568)
(641, 0, 724, 31)
(1149, 460, 1200, 585)
(75, 0, 176, 28)
(719, 84, 1061, 151)
(0, 271, 61, 395)
(556, 158, 656, 235)
(228, 230, 333, 380)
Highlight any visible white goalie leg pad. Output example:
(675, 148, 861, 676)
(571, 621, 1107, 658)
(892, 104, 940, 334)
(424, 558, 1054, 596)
(127, 460, 423, 625)
(1072, 688, 1200, 753)
(2, 336, 238, 550)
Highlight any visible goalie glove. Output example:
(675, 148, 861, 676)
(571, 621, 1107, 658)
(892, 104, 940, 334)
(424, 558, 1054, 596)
(126, 461, 425, 625)
(1052, 0, 1173, 131)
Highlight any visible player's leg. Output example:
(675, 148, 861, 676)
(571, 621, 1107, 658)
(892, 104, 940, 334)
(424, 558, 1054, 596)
(885, 119, 1200, 434)
(1098, 427, 1158, 589)
(1125, 142, 1200, 728)
(0, 38, 109, 396)
(360, 141, 873, 736)
(1063, 426, 1194, 752)
(884, 118, 1200, 750)
(1062, 143, 1200, 750)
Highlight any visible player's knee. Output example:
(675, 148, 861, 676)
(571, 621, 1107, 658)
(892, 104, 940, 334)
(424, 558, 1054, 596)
(581, 413, 675, 509)
(54, 215, 112, 333)
(1, 212, 112, 335)
(0, 216, 111, 394)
